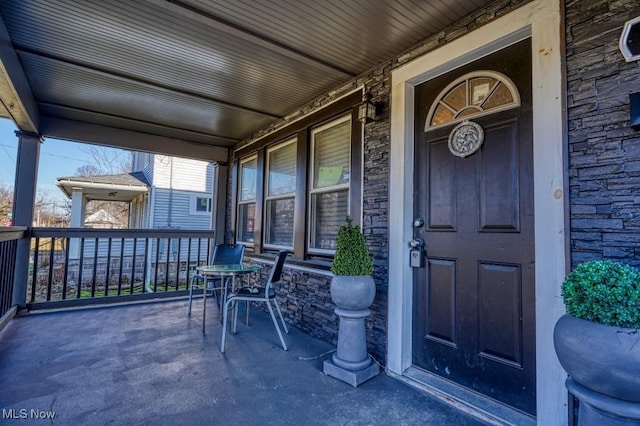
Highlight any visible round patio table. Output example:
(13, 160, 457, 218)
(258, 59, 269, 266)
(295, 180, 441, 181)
(194, 263, 263, 333)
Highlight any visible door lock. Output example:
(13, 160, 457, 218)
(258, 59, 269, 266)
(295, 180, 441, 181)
(409, 238, 425, 268)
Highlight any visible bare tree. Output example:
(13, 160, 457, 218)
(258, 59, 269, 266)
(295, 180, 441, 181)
(0, 183, 12, 225)
(33, 189, 70, 227)
(80, 145, 131, 175)
(74, 164, 101, 177)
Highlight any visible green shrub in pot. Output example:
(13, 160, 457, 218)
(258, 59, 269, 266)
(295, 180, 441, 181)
(561, 259, 640, 328)
(331, 216, 373, 276)
(554, 259, 640, 423)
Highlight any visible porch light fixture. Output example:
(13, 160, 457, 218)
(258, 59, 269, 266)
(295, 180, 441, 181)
(620, 16, 640, 62)
(358, 90, 378, 124)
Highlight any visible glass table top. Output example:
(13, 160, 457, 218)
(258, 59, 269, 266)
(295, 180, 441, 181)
(196, 264, 263, 274)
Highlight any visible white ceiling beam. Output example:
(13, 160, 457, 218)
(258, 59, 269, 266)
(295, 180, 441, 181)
(41, 117, 229, 164)
(0, 14, 39, 133)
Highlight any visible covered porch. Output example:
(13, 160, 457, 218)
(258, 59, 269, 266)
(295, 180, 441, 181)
(0, 0, 578, 424)
(0, 300, 486, 425)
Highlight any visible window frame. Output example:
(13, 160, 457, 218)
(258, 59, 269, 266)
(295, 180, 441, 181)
(236, 155, 258, 246)
(424, 70, 521, 131)
(263, 138, 297, 250)
(189, 195, 212, 216)
(307, 115, 352, 255)
(232, 91, 363, 262)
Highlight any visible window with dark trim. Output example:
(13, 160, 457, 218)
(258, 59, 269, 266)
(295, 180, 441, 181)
(308, 116, 351, 253)
(237, 156, 257, 244)
(232, 91, 362, 262)
(264, 139, 296, 249)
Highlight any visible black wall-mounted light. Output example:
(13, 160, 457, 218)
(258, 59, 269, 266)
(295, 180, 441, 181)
(358, 90, 380, 124)
(631, 92, 640, 130)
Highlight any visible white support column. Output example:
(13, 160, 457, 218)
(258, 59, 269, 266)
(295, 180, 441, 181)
(68, 187, 86, 259)
(211, 164, 227, 245)
(11, 131, 42, 308)
(70, 187, 86, 227)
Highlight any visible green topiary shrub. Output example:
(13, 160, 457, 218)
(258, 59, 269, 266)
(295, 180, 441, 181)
(561, 260, 640, 328)
(330, 216, 373, 276)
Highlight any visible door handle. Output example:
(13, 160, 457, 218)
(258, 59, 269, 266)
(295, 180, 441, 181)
(409, 238, 426, 267)
(409, 238, 425, 249)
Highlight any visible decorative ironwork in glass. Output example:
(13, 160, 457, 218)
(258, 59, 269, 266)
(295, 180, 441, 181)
(425, 71, 520, 130)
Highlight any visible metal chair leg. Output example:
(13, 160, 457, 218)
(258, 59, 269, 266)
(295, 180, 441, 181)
(187, 275, 196, 316)
(273, 298, 288, 334)
(232, 300, 239, 334)
(221, 298, 233, 353)
(267, 301, 287, 351)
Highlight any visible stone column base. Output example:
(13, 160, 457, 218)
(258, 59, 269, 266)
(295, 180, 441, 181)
(323, 357, 380, 387)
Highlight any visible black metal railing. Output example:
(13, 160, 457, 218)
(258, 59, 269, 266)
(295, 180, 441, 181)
(28, 228, 213, 308)
(0, 227, 26, 319)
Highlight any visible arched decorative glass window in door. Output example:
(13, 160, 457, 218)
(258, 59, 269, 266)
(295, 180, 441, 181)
(424, 70, 521, 131)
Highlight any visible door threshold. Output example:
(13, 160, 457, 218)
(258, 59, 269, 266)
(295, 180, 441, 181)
(390, 366, 536, 426)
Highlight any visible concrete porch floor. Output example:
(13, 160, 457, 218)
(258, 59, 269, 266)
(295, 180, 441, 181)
(0, 299, 489, 425)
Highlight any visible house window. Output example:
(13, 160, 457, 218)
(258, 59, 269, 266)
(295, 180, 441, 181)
(190, 196, 211, 215)
(188, 195, 212, 215)
(264, 139, 296, 248)
(237, 156, 257, 244)
(425, 71, 521, 130)
(233, 91, 362, 261)
(309, 116, 351, 253)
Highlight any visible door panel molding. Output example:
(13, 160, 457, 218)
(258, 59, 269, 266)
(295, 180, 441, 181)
(389, 0, 566, 423)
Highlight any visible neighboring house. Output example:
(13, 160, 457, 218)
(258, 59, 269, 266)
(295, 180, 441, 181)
(55, 154, 216, 280)
(84, 209, 121, 229)
(129, 152, 215, 230)
(56, 153, 215, 231)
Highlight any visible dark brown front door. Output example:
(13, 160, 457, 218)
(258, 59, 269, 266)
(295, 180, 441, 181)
(412, 39, 536, 415)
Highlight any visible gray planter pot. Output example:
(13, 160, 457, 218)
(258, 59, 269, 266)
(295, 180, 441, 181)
(323, 274, 379, 386)
(554, 314, 640, 425)
(554, 314, 640, 401)
(330, 275, 376, 311)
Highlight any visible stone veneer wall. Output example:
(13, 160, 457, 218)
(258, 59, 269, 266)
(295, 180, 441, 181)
(566, 0, 640, 268)
(226, 0, 532, 363)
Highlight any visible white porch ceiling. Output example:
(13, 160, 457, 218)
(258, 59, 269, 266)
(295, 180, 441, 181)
(0, 0, 494, 161)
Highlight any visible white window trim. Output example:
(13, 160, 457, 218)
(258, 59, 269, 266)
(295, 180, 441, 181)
(189, 195, 211, 216)
(307, 114, 352, 255)
(264, 138, 297, 250)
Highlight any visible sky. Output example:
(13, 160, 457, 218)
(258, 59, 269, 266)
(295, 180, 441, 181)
(0, 118, 130, 205)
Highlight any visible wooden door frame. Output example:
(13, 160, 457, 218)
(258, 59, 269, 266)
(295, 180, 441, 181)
(387, 0, 568, 424)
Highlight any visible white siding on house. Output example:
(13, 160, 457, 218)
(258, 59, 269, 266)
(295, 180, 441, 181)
(75, 237, 208, 262)
(152, 188, 212, 230)
(132, 151, 154, 182)
(153, 156, 212, 192)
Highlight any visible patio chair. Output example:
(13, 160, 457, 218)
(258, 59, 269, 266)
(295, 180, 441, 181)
(221, 250, 289, 353)
(187, 243, 245, 316)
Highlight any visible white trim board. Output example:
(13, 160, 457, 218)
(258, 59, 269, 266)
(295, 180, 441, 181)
(387, 0, 567, 424)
